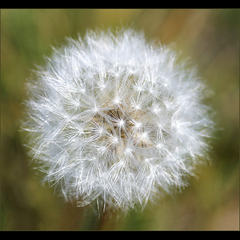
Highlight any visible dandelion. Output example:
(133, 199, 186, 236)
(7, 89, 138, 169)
(22, 28, 215, 213)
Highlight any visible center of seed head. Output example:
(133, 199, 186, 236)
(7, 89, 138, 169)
(90, 103, 156, 159)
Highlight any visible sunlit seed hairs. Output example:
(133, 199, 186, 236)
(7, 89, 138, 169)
(22, 28, 215, 212)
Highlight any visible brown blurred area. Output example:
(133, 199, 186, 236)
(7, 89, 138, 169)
(1, 9, 239, 230)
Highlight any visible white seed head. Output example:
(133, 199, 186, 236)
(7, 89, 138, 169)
(22, 28, 215, 213)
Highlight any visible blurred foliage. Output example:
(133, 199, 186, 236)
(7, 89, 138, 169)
(1, 9, 239, 230)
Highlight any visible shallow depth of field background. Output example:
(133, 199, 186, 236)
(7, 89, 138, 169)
(1, 9, 239, 230)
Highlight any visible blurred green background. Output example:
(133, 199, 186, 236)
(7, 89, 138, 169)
(1, 9, 239, 230)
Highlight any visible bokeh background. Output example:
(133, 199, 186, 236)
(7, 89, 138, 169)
(1, 9, 239, 230)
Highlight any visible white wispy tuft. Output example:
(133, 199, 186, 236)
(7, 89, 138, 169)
(22, 28, 215, 212)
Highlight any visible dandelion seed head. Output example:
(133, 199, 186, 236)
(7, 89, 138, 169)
(22, 28, 215, 213)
